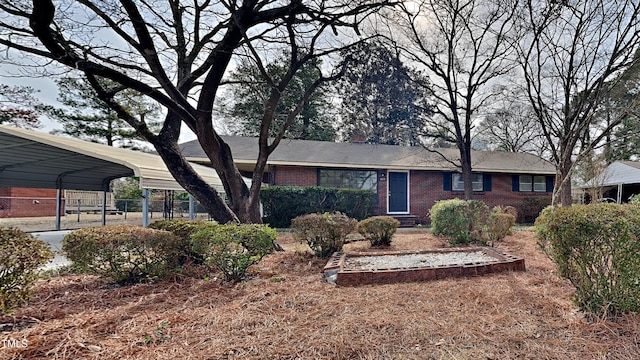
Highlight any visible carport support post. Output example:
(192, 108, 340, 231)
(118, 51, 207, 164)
(189, 194, 195, 220)
(617, 183, 623, 204)
(101, 191, 107, 226)
(55, 188, 62, 231)
(142, 188, 149, 227)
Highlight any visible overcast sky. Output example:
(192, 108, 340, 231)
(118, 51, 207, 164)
(0, 65, 199, 142)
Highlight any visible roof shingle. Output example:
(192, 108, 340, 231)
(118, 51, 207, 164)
(180, 136, 555, 174)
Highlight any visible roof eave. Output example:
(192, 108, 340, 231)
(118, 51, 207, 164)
(185, 157, 556, 175)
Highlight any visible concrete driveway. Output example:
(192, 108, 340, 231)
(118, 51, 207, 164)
(32, 231, 72, 270)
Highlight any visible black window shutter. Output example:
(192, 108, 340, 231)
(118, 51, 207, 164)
(546, 176, 554, 193)
(443, 172, 452, 191)
(483, 173, 492, 192)
(512, 175, 520, 192)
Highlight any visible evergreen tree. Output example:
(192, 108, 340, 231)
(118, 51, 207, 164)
(0, 84, 42, 129)
(46, 77, 161, 148)
(598, 55, 640, 161)
(336, 41, 431, 146)
(223, 55, 335, 141)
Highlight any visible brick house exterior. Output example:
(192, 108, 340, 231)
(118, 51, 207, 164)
(181, 136, 556, 222)
(269, 165, 552, 222)
(0, 187, 63, 218)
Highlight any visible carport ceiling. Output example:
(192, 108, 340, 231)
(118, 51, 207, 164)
(0, 125, 223, 192)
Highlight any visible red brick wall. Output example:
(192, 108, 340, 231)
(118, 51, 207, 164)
(407, 172, 551, 222)
(270, 166, 552, 222)
(374, 171, 387, 216)
(272, 165, 318, 186)
(0, 187, 62, 218)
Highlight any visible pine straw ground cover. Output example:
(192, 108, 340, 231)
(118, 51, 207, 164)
(1, 229, 639, 359)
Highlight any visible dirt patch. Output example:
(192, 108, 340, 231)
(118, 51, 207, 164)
(1, 229, 639, 359)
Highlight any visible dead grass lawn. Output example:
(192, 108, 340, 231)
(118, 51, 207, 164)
(1, 229, 639, 359)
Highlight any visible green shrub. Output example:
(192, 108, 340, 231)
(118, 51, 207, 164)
(0, 227, 53, 313)
(519, 196, 552, 224)
(430, 199, 490, 245)
(291, 212, 357, 258)
(486, 211, 515, 245)
(535, 204, 640, 317)
(467, 200, 490, 240)
(430, 199, 470, 243)
(501, 205, 518, 220)
(191, 224, 276, 283)
(148, 219, 218, 265)
(260, 186, 375, 228)
(629, 194, 640, 204)
(62, 225, 186, 285)
(358, 216, 400, 247)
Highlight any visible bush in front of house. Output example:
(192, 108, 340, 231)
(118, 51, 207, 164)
(0, 227, 54, 313)
(191, 224, 277, 283)
(430, 199, 490, 245)
(535, 203, 640, 317)
(291, 212, 358, 258)
(501, 205, 518, 220)
(467, 200, 491, 240)
(519, 197, 552, 224)
(430, 199, 471, 244)
(148, 219, 218, 265)
(62, 225, 186, 285)
(358, 216, 400, 247)
(486, 209, 516, 245)
(260, 186, 375, 228)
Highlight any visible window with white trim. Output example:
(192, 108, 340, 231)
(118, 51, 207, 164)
(318, 169, 377, 191)
(452, 173, 483, 191)
(519, 175, 546, 192)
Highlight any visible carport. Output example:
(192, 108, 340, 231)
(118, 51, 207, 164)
(579, 161, 640, 203)
(0, 125, 224, 229)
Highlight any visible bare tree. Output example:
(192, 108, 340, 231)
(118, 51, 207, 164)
(476, 86, 546, 156)
(0, 0, 392, 223)
(395, 0, 520, 199)
(518, 0, 640, 206)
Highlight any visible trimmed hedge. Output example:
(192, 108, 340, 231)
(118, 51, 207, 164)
(519, 197, 552, 224)
(260, 186, 375, 228)
(292, 212, 357, 258)
(62, 225, 186, 285)
(487, 212, 515, 245)
(148, 219, 218, 265)
(430, 200, 516, 245)
(191, 224, 277, 282)
(536, 204, 640, 317)
(430, 199, 490, 245)
(358, 216, 400, 247)
(0, 227, 53, 313)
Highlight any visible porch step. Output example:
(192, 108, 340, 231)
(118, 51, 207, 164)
(391, 215, 417, 227)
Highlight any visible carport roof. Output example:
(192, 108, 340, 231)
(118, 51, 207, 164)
(579, 161, 640, 188)
(0, 125, 223, 191)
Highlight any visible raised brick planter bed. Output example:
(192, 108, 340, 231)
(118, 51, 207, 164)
(323, 247, 525, 286)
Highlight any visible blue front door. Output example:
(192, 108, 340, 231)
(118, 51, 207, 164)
(388, 172, 408, 213)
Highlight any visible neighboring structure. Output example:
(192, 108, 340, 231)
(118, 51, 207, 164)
(578, 161, 640, 204)
(181, 136, 556, 222)
(0, 187, 61, 218)
(0, 125, 223, 227)
(0, 189, 117, 218)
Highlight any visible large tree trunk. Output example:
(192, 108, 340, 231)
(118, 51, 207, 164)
(151, 138, 239, 223)
(197, 134, 262, 224)
(558, 156, 574, 206)
(459, 140, 474, 200)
